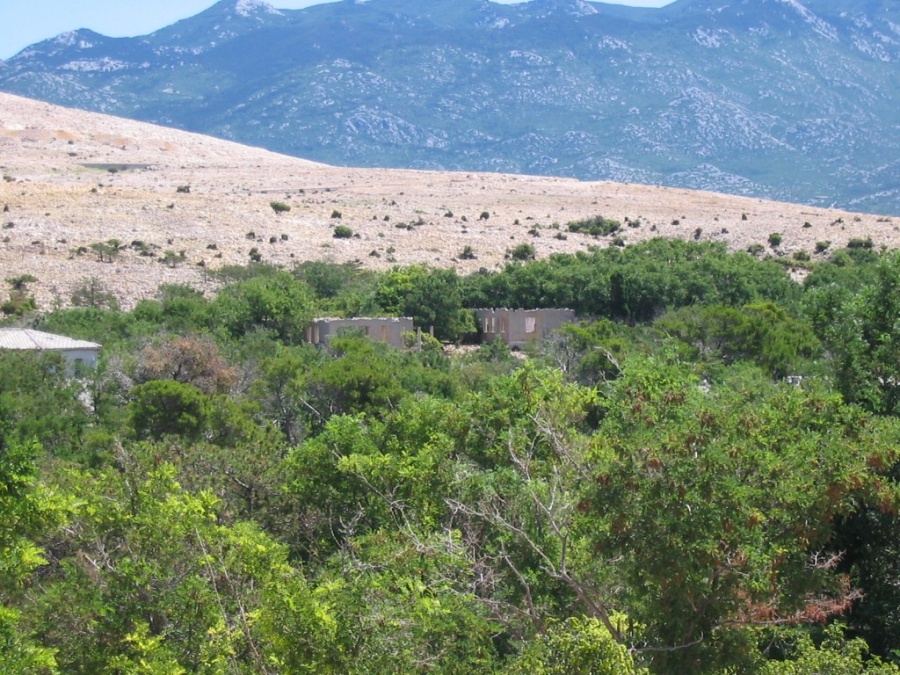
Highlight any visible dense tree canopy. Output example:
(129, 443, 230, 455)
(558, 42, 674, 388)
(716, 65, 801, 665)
(3, 241, 900, 673)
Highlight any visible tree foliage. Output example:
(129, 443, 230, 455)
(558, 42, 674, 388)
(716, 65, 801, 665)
(5, 243, 900, 672)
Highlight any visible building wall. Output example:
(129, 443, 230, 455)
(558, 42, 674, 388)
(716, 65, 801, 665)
(306, 317, 414, 349)
(60, 348, 100, 371)
(474, 308, 575, 347)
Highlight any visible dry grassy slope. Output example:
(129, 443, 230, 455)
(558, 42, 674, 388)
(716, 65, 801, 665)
(0, 92, 895, 311)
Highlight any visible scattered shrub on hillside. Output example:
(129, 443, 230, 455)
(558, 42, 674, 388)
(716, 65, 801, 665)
(479, 211, 490, 221)
(270, 201, 291, 214)
(1, 292, 35, 316)
(161, 250, 187, 268)
(459, 245, 477, 260)
(2, 274, 37, 316)
(793, 250, 810, 262)
(7, 274, 37, 292)
(331, 210, 342, 219)
(507, 243, 536, 261)
(333, 225, 354, 239)
(70, 276, 119, 310)
(747, 243, 765, 256)
(768, 233, 783, 248)
(815, 241, 831, 254)
(176, 185, 190, 193)
(847, 237, 874, 250)
(566, 215, 621, 237)
(90, 239, 123, 263)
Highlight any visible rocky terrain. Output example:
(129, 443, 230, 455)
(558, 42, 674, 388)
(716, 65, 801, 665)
(0, 92, 895, 311)
(2, 0, 898, 214)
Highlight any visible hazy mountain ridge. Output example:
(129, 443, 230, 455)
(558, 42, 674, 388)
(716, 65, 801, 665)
(2, 0, 898, 214)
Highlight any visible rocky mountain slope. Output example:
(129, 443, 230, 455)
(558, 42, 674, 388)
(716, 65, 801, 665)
(1, 0, 898, 215)
(0, 92, 895, 312)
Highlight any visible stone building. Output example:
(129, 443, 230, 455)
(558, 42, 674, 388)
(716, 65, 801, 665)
(474, 308, 575, 347)
(306, 317, 414, 349)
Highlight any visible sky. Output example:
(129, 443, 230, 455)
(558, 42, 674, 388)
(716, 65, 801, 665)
(1, 0, 674, 60)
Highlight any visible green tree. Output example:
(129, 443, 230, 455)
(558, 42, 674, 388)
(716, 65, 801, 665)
(129, 380, 210, 441)
(70, 276, 119, 310)
(23, 459, 296, 673)
(0, 440, 66, 673)
(578, 355, 900, 672)
(211, 271, 314, 343)
(819, 252, 900, 414)
(507, 617, 647, 675)
(657, 301, 820, 379)
(376, 266, 474, 341)
(758, 624, 900, 674)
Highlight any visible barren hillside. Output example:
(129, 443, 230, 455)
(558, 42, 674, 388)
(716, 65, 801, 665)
(0, 92, 894, 311)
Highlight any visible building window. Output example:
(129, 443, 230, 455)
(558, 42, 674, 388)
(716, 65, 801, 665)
(525, 317, 536, 334)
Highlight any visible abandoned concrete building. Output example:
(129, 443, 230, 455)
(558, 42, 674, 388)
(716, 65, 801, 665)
(306, 317, 414, 349)
(474, 308, 576, 347)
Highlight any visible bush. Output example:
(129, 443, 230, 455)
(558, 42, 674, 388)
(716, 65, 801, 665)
(768, 232, 783, 248)
(270, 201, 291, 214)
(566, 215, 621, 237)
(459, 245, 476, 260)
(815, 241, 831, 253)
(331, 210, 342, 219)
(333, 225, 354, 239)
(508, 243, 536, 261)
(847, 237, 874, 250)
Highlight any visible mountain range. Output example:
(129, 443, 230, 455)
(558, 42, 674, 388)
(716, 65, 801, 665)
(1, 0, 898, 214)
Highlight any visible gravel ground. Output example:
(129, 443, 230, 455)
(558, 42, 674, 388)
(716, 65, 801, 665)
(0, 92, 895, 311)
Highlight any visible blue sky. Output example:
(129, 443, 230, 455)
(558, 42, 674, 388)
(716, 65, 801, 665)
(1, 0, 673, 60)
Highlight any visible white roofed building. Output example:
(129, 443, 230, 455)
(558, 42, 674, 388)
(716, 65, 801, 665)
(0, 328, 101, 373)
